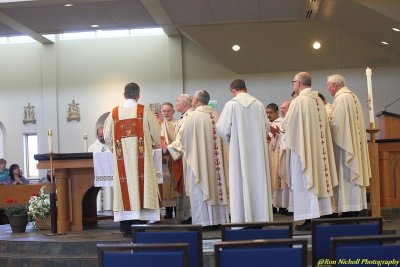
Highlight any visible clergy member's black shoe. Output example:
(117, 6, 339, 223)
(120, 220, 134, 238)
(279, 208, 293, 216)
(181, 217, 192, 225)
(164, 207, 173, 219)
(295, 219, 311, 231)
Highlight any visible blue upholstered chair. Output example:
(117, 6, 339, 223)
(221, 221, 293, 241)
(214, 238, 308, 267)
(312, 216, 383, 267)
(97, 243, 189, 267)
(131, 224, 202, 267)
(331, 234, 400, 267)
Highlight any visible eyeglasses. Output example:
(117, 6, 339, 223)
(291, 80, 299, 85)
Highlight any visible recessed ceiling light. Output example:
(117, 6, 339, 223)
(312, 41, 321, 49)
(381, 41, 389, 45)
(232, 44, 240, 51)
(91, 24, 99, 28)
(393, 27, 400, 32)
(64, 3, 74, 7)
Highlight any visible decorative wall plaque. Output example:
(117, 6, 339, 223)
(67, 99, 80, 121)
(23, 102, 36, 124)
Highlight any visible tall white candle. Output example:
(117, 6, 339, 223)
(48, 129, 53, 154)
(366, 67, 375, 128)
(83, 132, 88, 152)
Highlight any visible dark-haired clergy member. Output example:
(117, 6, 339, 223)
(318, 92, 333, 116)
(104, 82, 161, 237)
(282, 72, 338, 231)
(216, 79, 273, 224)
(327, 74, 370, 217)
(266, 103, 282, 214)
(168, 90, 229, 227)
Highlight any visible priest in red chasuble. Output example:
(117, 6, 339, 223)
(104, 82, 161, 237)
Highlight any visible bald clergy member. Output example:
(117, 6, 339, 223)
(282, 72, 338, 231)
(160, 102, 180, 219)
(327, 74, 371, 217)
(168, 90, 229, 227)
(104, 82, 161, 237)
(216, 79, 273, 223)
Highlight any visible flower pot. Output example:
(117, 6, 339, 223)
(35, 217, 51, 230)
(8, 214, 29, 233)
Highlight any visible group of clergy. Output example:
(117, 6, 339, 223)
(103, 72, 371, 236)
(268, 72, 370, 230)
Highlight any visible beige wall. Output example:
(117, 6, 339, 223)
(0, 34, 399, 172)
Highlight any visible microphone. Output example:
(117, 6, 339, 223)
(384, 96, 400, 112)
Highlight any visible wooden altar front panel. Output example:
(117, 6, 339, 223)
(36, 155, 98, 233)
(378, 141, 400, 208)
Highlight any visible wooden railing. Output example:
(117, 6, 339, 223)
(0, 183, 47, 209)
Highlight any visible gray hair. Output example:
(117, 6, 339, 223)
(178, 94, 192, 108)
(194, 90, 210, 105)
(327, 74, 346, 88)
(295, 72, 312, 86)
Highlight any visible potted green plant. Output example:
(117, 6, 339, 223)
(28, 186, 51, 229)
(4, 197, 29, 233)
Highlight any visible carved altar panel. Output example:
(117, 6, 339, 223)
(378, 141, 400, 207)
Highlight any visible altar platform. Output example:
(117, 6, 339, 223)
(0, 214, 398, 267)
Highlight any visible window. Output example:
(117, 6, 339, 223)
(23, 133, 38, 179)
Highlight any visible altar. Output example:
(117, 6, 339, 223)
(35, 153, 99, 233)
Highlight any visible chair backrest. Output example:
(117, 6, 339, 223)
(221, 221, 293, 241)
(214, 238, 307, 267)
(97, 243, 189, 267)
(331, 235, 400, 266)
(312, 216, 383, 267)
(132, 224, 202, 267)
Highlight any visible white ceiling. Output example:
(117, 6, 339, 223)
(0, 0, 399, 73)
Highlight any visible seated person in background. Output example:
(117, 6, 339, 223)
(39, 169, 54, 183)
(0, 158, 8, 184)
(5, 164, 30, 185)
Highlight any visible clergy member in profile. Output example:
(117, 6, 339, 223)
(169, 94, 193, 224)
(103, 82, 161, 237)
(168, 90, 229, 228)
(282, 72, 338, 231)
(327, 74, 370, 217)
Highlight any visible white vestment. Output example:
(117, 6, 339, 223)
(160, 118, 179, 207)
(89, 139, 112, 211)
(282, 88, 338, 221)
(269, 117, 289, 208)
(216, 92, 273, 223)
(104, 99, 161, 222)
(88, 139, 110, 153)
(329, 87, 370, 213)
(168, 106, 229, 226)
(171, 108, 194, 221)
